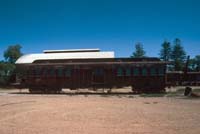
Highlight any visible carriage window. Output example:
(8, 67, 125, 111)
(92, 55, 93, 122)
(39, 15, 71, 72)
(49, 69, 55, 76)
(133, 68, 139, 76)
(126, 68, 131, 76)
(65, 68, 71, 77)
(93, 68, 104, 76)
(117, 68, 123, 76)
(150, 68, 156, 76)
(29, 69, 35, 76)
(27, 70, 30, 75)
(57, 68, 63, 77)
(142, 68, 147, 76)
(197, 75, 200, 81)
(158, 68, 164, 76)
(35, 67, 41, 76)
(42, 68, 48, 76)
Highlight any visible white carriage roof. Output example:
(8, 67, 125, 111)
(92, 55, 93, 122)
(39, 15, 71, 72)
(15, 49, 115, 64)
(43, 48, 100, 53)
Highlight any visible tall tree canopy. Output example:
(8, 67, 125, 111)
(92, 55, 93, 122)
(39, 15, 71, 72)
(0, 61, 16, 85)
(171, 38, 186, 71)
(4, 44, 23, 64)
(131, 42, 146, 58)
(159, 40, 171, 61)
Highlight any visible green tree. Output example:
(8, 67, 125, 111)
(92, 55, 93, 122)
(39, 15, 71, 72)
(188, 58, 196, 71)
(194, 55, 200, 71)
(131, 42, 146, 58)
(4, 44, 22, 63)
(0, 61, 16, 86)
(0, 45, 22, 86)
(159, 40, 171, 61)
(191, 55, 200, 71)
(171, 38, 186, 71)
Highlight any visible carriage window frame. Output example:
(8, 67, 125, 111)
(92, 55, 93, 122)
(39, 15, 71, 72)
(197, 75, 200, 81)
(49, 68, 55, 77)
(93, 68, 104, 76)
(57, 68, 63, 77)
(35, 67, 41, 77)
(42, 68, 48, 77)
(29, 67, 35, 76)
(133, 68, 139, 76)
(65, 68, 71, 77)
(142, 68, 147, 76)
(150, 68, 157, 76)
(117, 67, 124, 76)
(158, 68, 164, 76)
(125, 68, 131, 76)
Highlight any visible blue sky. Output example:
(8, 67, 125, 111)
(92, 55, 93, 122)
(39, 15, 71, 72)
(0, 0, 200, 60)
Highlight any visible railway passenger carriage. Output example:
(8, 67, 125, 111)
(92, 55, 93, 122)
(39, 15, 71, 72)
(166, 71, 200, 86)
(15, 49, 167, 93)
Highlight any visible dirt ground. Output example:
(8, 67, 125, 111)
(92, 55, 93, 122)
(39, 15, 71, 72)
(0, 88, 199, 134)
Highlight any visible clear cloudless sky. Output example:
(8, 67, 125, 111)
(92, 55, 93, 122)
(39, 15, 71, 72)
(0, 0, 200, 60)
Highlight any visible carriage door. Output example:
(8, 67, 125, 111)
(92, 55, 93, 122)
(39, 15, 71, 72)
(92, 68, 105, 87)
(79, 67, 91, 88)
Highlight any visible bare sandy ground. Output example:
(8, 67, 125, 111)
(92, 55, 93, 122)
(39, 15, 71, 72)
(0, 89, 199, 134)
